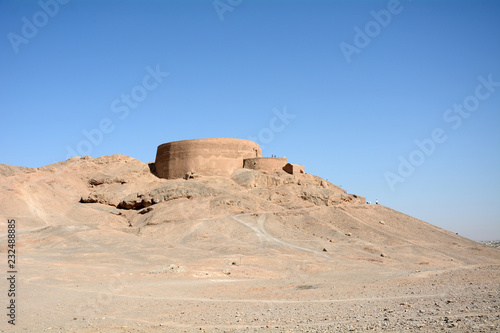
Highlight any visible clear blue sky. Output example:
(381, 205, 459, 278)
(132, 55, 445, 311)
(1, 0, 499, 240)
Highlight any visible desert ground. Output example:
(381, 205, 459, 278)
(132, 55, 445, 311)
(0, 155, 499, 332)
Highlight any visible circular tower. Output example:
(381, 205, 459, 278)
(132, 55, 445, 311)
(155, 138, 262, 179)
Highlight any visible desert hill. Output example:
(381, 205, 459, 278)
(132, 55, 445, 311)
(0, 154, 499, 332)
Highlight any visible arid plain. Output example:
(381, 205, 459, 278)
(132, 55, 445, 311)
(0, 155, 499, 332)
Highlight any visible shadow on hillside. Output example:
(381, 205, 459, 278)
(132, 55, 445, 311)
(148, 163, 157, 177)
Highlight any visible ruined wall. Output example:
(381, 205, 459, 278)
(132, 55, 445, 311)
(155, 138, 262, 179)
(243, 157, 288, 173)
(283, 163, 305, 175)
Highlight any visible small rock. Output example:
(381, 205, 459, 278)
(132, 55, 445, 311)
(322, 248, 328, 252)
(380, 253, 386, 257)
(139, 207, 153, 215)
(184, 171, 198, 180)
(379, 221, 385, 225)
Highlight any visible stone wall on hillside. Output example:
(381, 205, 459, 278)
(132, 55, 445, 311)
(283, 163, 305, 175)
(243, 157, 288, 173)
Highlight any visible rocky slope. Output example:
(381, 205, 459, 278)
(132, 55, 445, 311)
(0, 155, 498, 332)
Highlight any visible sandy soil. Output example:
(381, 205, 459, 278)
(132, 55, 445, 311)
(0, 155, 498, 332)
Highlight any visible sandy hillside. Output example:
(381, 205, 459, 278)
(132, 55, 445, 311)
(0, 155, 499, 332)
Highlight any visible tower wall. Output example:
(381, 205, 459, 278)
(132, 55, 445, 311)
(283, 163, 305, 175)
(155, 138, 262, 179)
(243, 157, 288, 172)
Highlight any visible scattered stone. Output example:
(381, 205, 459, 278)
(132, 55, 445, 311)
(139, 207, 153, 214)
(149, 265, 186, 274)
(296, 285, 316, 290)
(184, 171, 198, 180)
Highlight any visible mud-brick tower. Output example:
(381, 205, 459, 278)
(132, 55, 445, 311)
(155, 138, 262, 179)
